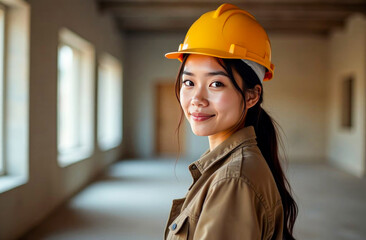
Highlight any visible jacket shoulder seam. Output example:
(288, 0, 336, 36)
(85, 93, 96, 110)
(210, 176, 271, 212)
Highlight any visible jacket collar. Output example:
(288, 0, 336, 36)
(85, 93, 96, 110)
(190, 126, 257, 174)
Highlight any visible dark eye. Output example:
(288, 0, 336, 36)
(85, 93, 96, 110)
(182, 80, 194, 86)
(210, 81, 224, 88)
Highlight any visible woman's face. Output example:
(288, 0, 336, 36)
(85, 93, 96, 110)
(180, 54, 244, 137)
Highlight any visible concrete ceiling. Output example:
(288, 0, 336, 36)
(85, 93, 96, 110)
(97, 0, 366, 36)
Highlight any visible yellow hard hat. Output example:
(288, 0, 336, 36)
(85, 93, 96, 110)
(165, 3, 274, 81)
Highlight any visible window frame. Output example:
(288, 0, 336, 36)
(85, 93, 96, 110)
(0, 0, 30, 193)
(57, 28, 95, 167)
(57, 44, 83, 154)
(340, 75, 354, 129)
(0, 3, 5, 176)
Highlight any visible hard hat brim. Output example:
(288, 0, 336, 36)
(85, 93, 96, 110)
(165, 48, 243, 62)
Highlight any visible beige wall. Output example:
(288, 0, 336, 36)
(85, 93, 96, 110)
(0, 0, 124, 239)
(327, 14, 366, 177)
(124, 32, 329, 162)
(266, 34, 329, 162)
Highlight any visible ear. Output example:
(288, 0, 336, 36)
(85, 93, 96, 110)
(245, 85, 261, 109)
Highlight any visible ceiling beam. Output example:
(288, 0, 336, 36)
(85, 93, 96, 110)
(99, 0, 366, 35)
(99, 1, 366, 13)
(118, 17, 343, 35)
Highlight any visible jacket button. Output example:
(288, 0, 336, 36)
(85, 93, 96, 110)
(190, 165, 197, 170)
(172, 223, 177, 230)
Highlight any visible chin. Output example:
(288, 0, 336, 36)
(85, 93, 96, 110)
(191, 127, 212, 137)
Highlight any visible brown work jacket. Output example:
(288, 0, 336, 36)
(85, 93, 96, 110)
(164, 126, 284, 240)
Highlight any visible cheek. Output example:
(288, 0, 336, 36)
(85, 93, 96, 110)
(211, 91, 243, 115)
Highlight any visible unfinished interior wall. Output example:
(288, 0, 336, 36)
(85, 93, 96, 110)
(266, 34, 328, 163)
(0, 0, 124, 239)
(327, 14, 366, 177)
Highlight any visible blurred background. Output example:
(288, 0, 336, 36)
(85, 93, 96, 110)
(0, 0, 365, 239)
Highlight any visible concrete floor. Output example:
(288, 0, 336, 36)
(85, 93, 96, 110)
(21, 158, 366, 240)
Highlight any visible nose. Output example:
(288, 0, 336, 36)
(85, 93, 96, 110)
(191, 87, 208, 107)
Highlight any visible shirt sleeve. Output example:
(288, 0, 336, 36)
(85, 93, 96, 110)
(193, 177, 268, 240)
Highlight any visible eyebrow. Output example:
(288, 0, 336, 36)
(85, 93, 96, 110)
(182, 70, 229, 78)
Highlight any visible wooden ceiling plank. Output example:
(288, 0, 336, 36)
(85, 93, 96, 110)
(98, 0, 366, 35)
(99, 1, 366, 13)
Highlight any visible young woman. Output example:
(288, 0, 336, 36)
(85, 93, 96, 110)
(164, 3, 298, 240)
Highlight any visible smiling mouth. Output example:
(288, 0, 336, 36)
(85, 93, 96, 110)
(190, 113, 215, 122)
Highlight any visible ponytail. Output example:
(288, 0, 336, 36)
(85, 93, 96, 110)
(247, 105, 298, 240)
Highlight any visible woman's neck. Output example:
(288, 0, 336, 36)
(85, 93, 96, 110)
(208, 130, 234, 151)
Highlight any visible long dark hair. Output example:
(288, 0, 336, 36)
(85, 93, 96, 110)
(174, 54, 298, 239)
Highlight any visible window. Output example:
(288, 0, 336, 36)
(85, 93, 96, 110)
(341, 75, 354, 128)
(57, 28, 95, 167)
(97, 54, 123, 151)
(0, 5, 5, 175)
(0, 0, 30, 193)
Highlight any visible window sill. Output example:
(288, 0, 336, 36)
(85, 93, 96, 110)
(58, 148, 93, 168)
(0, 175, 27, 194)
(98, 138, 122, 152)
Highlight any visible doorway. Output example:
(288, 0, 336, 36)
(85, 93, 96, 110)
(155, 82, 185, 156)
